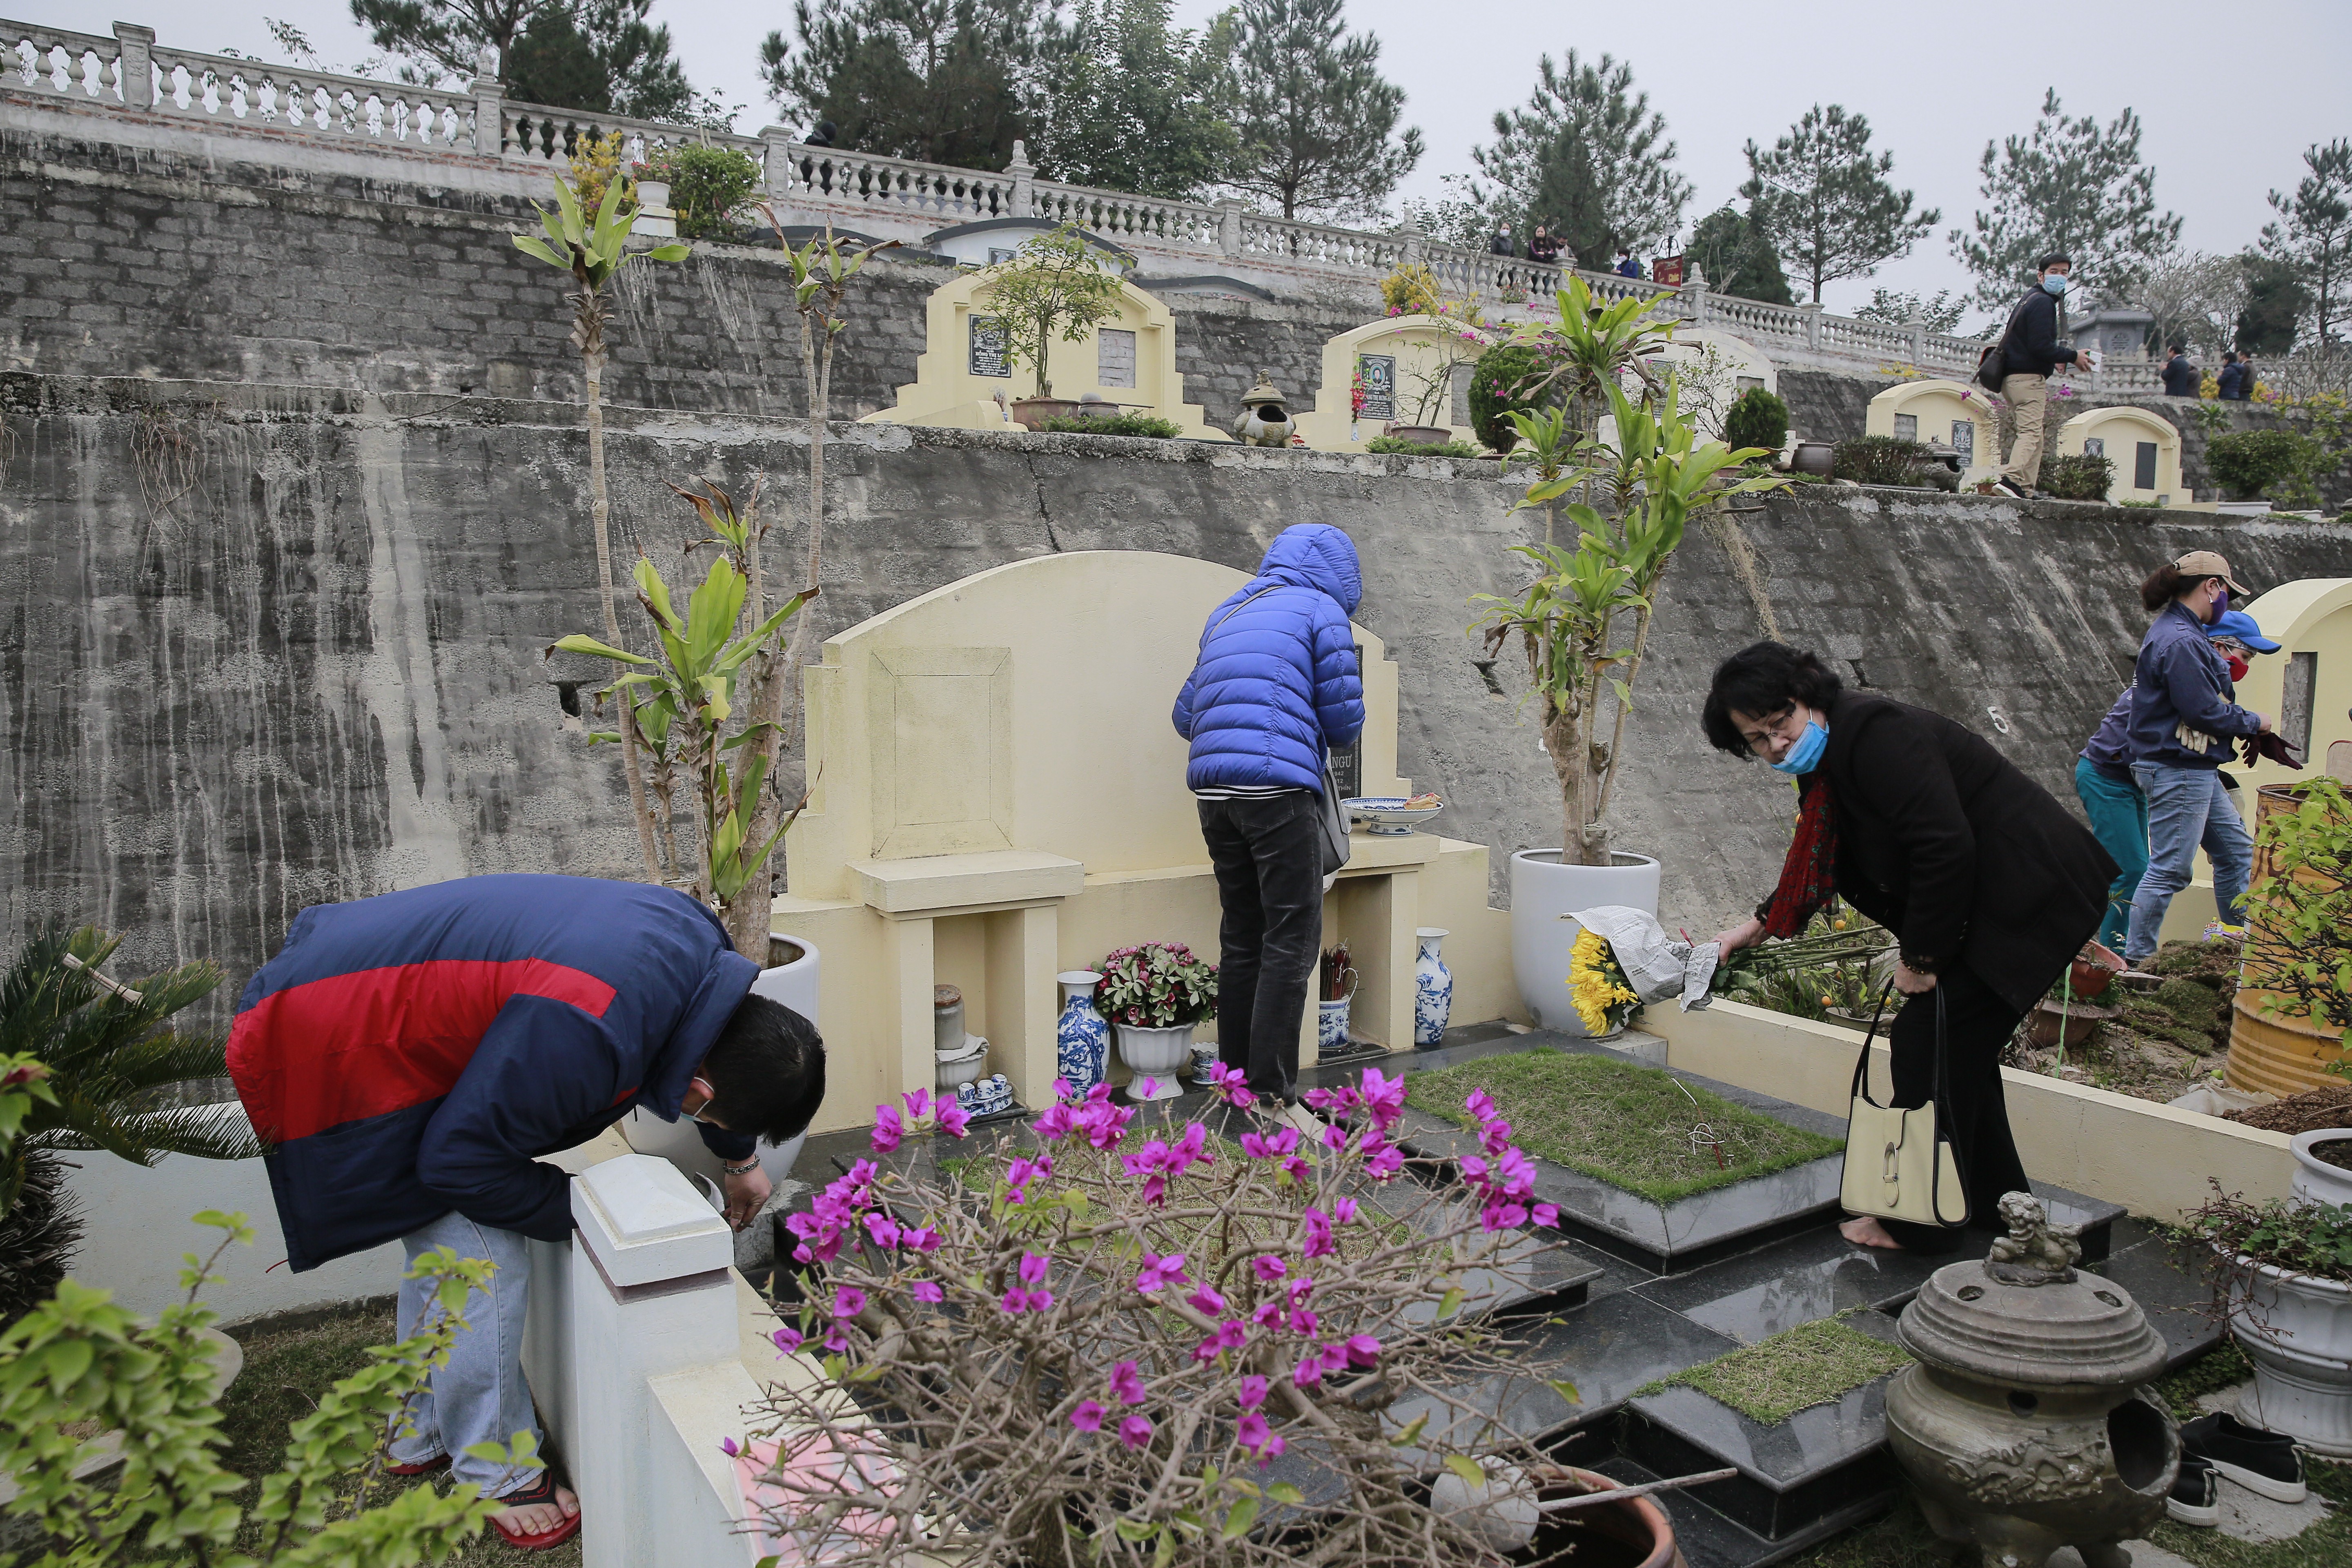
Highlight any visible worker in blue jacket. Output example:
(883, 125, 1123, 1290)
(2121, 552, 2272, 969)
(1173, 524, 1364, 1109)
(227, 875, 824, 1550)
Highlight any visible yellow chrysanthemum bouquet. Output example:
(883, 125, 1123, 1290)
(1568, 927, 1642, 1036)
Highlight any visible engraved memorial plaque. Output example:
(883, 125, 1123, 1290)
(969, 315, 1009, 378)
(1097, 328, 1136, 388)
(1356, 354, 1395, 421)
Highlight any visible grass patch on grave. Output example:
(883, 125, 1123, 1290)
(1643, 1312, 1911, 1425)
(1412, 1050, 1842, 1205)
(218, 1305, 580, 1568)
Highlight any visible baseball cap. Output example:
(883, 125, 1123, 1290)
(2173, 550, 2250, 595)
(2206, 609, 2282, 653)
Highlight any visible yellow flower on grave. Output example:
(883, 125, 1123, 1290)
(1568, 929, 1641, 1036)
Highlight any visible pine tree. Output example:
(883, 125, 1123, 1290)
(1471, 51, 1690, 271)
(1223, 0, 1422, 224)
(350, 0, 539, 82)
(1740, 104, 1936, 305)
(1688, 205, 1792, 306)
(1951, 89, 2182, 314)
(2258, 138, 2352, 348)
(760, 0, 1052, 171)
(351, 0, 704, 119)
(2236, 254, 2310, 356)
(1854, 288, 1967, 334)
(1027, 0, 1236, 200)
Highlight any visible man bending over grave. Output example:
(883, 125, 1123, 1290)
(226, 874, 825, 1551)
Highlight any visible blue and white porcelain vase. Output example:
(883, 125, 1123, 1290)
(1056, 970, 1110, 1094)
(1413, 928, 1453, 1047)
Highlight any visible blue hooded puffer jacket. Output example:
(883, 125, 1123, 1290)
(1172, 524, 1366, 793)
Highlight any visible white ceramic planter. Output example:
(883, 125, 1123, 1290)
(2291, 1129, 2352, 1209)
(2229, 1255, 2352, 1456)
(634, 179, 671, 210)
(1508, 850, 1660, 1035)
(621, 935, 818, 1187)
(1115, 1023, 1194, 1100)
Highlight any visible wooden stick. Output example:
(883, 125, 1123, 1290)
(1535, 1468, 1739, 1513)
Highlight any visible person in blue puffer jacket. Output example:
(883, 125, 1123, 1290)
(1173, 524, 1366, 1105)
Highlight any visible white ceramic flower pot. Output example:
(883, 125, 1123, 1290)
(1115, 1023, 1194, 1100)
(1508, 850, 1660, 1036)
(2291, 1129, 2352, 1209)
(935, 1036, 989, 1092)
(2229, 1255, 2352, 1456)
(622, 935, 817, 1187)
(635, 179, 671, 211)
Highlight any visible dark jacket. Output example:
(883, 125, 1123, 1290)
(1810, 690, 2114, 1015)
(1173, 524, 1365, 793)
(2216, 362, 2246, 400)
(2079, 687, 2136, 781)
(1528, 235, 1561, 265)
(227, 875, 759, 1271)
(1490, 232, 1516, 257)
(2128, 601, 2265, 770)
(2000, 287, 2074, 379)
(2160, 354, 2200, 397)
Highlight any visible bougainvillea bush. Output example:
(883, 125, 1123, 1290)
(748, 1071, 1577, 1568)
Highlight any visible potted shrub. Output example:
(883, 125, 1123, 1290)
(633, 144, 762, 241)
(1094, 943, 1217, 1100)
(1721, 386, 1789, 462)
(1472, 375, 1786, 1033)
(2206, 428, 2308, 512)
(2183, 1186, 2352, 1454)
(2232, 777, 2351, 1095)
(2294, 1127, 2352, 1209)
(981, 222, 1129, 428)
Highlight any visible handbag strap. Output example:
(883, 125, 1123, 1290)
(1848, 979, 1896, 1107)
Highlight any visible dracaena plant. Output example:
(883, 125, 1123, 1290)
(513, 174, 690, 882)
(550, 480, 813, 944)
(742, 1070, 1575, 1568)
(1474, 377, 1786, 867)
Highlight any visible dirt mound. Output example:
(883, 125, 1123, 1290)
(2225, 1082, 2352, 1134)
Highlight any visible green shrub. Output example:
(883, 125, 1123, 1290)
(640, 144, 762, 240)
(1465, 343, 1559, 452)
(2041, 452, 2115, 501)
(1036, 412, 1183, 439)
(1722, 386, 1789, 456)
(1367, 435, 1485, 457)
(2206, 428, 2308, 500)
(1832, 435, 1939, 486)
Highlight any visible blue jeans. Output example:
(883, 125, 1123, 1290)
(2124, 762, 2253, 963)
(2073, 758, 2147, 953)
(388, 1210, 540, 1499)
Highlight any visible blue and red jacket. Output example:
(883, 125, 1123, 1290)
(227, 875, 758, 1272)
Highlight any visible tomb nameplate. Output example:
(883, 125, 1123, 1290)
(2082, 436, 2105, 458)
(1950, 420, 1974, 457)
(2135, 440, 2157, 490)
(1098, 328, 1136, 388)
(969, 315, 1010, 379)
(1893, 413, 1917, 441)
(1356, 354, 1395, 421)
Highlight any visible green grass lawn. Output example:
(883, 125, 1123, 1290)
(221, 1306, 580, 1567)
(1647, 1314, 1912, 1425)
(1411, 1051, 1843, 1204)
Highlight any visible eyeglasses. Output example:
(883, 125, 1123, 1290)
(1738, 705, 1803, 756)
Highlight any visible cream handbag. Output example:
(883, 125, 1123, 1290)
(1839, 986, 1969, 1229)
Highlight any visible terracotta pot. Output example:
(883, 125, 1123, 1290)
(2028, 997, 2114, 1049)
(1527, 1466, 1686, 1568)
(1791, 439, 1835, 477)
(2067, 941, 2123, 1000)
(1010, 396, 1079, 430)
(1383, 425, 1453, 446)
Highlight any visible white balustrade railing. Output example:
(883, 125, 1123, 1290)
(7, 13, 2196, 391)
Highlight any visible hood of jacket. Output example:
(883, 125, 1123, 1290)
(1256, 524, 1361, 615)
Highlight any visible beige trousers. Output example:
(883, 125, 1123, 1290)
(2000, 374, 2049, 488)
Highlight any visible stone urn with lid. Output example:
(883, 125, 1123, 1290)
(1885, 1192, 2177, 1568)
(1229, 376, 1297, 447)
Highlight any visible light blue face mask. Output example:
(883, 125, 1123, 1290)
(1772, 719, 1829, 776)
(2041, 274, 2069, 296)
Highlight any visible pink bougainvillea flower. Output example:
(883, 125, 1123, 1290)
(1364, 1141, 1405, 1181)
(1001, 1287, 1053, 1314)
(1251, 1298, 1283, 1329)
(1194, 1319, 1248, 1361)
(911, 1279, 944, 1304)
(1239, 1374, 1269, 1411)
(1319, 1342, 1350, 1373)
(900, 1087, 933, 1121)
(1185, 1284, 1228, 1316)
(869, 1104, 904, 1154)
(901, 1225, 942, 1253)
(1323, 1124, 1348, 1152)
(771, 1326, 804, 1354)
(1304, 1085, 1344, 1114)
(1135, 1077, 1160, 1098)
(1252, 1254, 1288, 1281)
(720, 1436, 740, 1457)
(1235, 1412, 1272, 1454)
(1291, 1353, 1325, 1388)
(1331, 1196, 1361, 1225)
(823, 1321, 851, 1354)
(1019, 1252, 1051, 1286)
(1482, 1200, 1529, 1232)
(1345, 1334, 1382, 1369)
(833, 1286, 867, 1319)
(1479, 1117, 1515, 1156)
(1357, 1067, 1407, 1131)
(1004, 1155, 1054, 1204)
(1532, 1203, 1560, 1229)
(863, 1212, 903, 1249)
(936, 1103, 971, 1138)
(1279, 1154, 1310, 1183)
(1070, 1399, 1106, 1432)
(1134, 1251, 1190, 1293)
(1254, 1432, 1286, 1465)
(1118, 1415, 1155, 1450)
(1031, 1101, 1078, 1141)
(1288, 1307, 1319, 1336)
(1300, 1208, 1335, 1258)
(1109, 1360, 1147, 1405)
(1205, 1063, 1256, 1109)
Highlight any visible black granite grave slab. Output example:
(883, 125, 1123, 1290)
(1622, 1378, 1902, 1542)
(1569, 1448, 1896, 1568)
(1632, 1223, 1947, 1343)
(2086, 1234, 2224, 1369)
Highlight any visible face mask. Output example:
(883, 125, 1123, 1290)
(2041, 274, 2068, 296)
(2207, 588, 2229, 623)
(1771, 719, 1829, 776)
(2224, 653, 2250, 682)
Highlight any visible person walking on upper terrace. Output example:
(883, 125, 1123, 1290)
(2160, 343, 2200, 397)
(1172, 525, 1363, 1116)
(2120, 552, 2273, 971)
(1980, 253, 2094, 500)
(2215, 352, 2247, 401)
(1615, 248, 1643, 279)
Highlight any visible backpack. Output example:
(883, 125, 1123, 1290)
(1974, 292, 2041, 393)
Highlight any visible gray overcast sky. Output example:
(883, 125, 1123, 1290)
(35, 0, 2352, 325)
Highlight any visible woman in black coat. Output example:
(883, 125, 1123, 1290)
(1702, 643, 2116, 1253)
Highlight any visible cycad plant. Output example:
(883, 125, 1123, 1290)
(0, 927, 258, 1322)
(1474, 377, 1786, 866)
